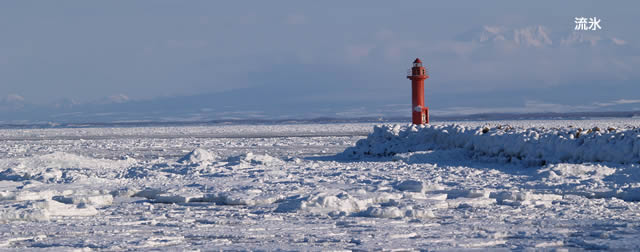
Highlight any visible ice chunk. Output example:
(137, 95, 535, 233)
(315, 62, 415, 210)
(0, 201, 50, 222)
(0, 199, 98, 223)
(33, 168, 63, 182)
(177, 148, 217, 164)
(466, 189, 492, 198)
(360, 206, 404, 218)
(43, 200, 99, 217)
(133, 188, 165, 199)
(14, 190, 58, 201)
(490, 191, 562, 203)
(133, 188, 204, 204)
(225, 152, 283, 166)
(154, 193, 204, 204)
(395, 180, 424, 193)
(275, 191, 401, 214)
(538, 163, 616, 181)
(302, 192, 370, 214)
(53, 193, 113, 207)
(0, 168, 30, 182)
(359, 206, 435, 219)
(447, 197, 496, 208)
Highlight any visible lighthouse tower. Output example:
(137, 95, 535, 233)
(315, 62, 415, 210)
(407, 58, 429, 124)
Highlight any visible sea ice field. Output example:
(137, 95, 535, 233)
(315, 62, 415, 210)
(2, 119, 640, 250)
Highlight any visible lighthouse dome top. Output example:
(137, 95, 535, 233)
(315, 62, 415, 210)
(412, 58, 423, 68)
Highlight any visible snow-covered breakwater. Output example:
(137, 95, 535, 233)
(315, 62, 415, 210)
(343, 124, 640, 165)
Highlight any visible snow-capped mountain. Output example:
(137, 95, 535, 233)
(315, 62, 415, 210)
(457, 25, 628, 48)
(52, 98, 80, 109)
(0, 94, 26, 111)
(94, 94, 131, 105)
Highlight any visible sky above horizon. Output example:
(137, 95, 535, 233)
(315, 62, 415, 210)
(1, 1, 639, 119)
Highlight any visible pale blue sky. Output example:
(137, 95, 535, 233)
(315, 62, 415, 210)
(0, 1, 639, 120)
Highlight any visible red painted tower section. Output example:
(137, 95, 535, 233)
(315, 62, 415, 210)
(407, 58, 429, 124)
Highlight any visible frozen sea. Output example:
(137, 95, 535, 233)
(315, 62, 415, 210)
(1, 119, 640, 250)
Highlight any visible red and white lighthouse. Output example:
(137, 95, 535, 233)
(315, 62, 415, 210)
(406, 58, 429, 124)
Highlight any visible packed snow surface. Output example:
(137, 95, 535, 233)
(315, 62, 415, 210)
(0, 120, 640, 250)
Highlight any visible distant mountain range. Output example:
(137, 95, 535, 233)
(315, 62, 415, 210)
(3, 86, 640, 127)
(456, 25, 629, 48)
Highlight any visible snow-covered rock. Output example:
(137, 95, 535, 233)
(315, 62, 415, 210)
(343, 124, 640, 165)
